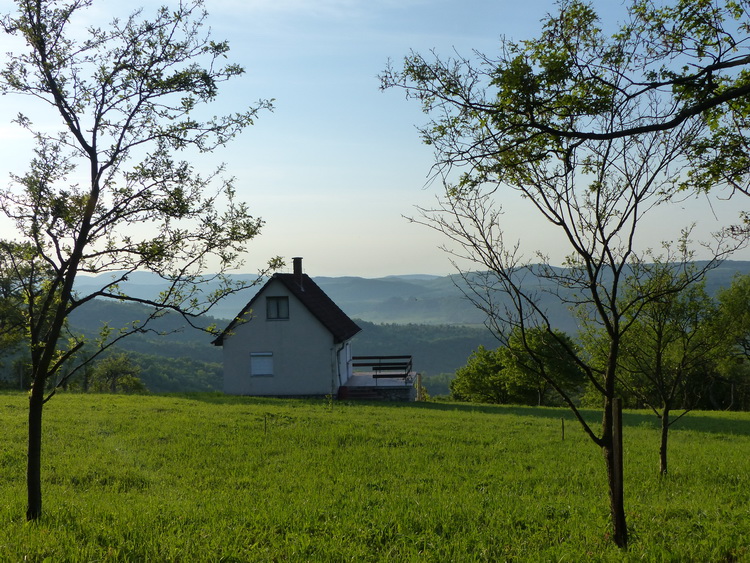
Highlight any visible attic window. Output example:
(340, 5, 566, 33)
(266, 296, 289, 320)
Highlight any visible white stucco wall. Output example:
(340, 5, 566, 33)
(222, 279, 342, 396)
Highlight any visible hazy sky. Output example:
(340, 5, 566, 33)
(0, 0, 747, 277)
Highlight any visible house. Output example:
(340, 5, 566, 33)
(212, 257, 362, 396)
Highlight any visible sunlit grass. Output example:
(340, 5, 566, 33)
(1, 392, 748, 560)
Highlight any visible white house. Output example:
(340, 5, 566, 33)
(212, 257, 362, 396)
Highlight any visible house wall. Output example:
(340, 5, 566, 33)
(337, 340, 353, 387)
(222, 279, 340, 396)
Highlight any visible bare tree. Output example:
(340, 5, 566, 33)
(584, 261, 723, 475)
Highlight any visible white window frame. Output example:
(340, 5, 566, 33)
(250, 352, 274, 377)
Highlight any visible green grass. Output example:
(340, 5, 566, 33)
(1, 392, 749, 561)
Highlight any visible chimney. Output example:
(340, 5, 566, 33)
(292, 257, 303, 287)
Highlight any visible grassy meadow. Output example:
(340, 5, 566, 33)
(0, 392, 749, 561)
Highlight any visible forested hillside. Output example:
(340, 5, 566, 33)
(0, 299, 496, 393)
(4, 261, 750, 394)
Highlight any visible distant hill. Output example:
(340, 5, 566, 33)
(73, 271, 481, 324)
(39, 259, 750, 393)
(74, 260, 750, 330)
(65, 299, 496, 383)
(4, 257, 746, 394)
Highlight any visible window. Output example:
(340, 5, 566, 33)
(266, 296, 289, 320)
(250, 352, 274, 377)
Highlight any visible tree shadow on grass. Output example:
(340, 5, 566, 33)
(404, 400, 750, 437)
(171, 392, 750, 437)
(164, 392, 324, 408)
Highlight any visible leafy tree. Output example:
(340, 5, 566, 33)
(0, 0, 279, 520)
(383, 0, 750, 200)
(451, 345, 508, 404)
(499, 328, 586, 407)
(711, 356, 750, 411)
(451, 329, 584, 406)
(89, 353, 146, 394)
(381, 0, 746, 547)
(717, 274, 750, 359)
(0, 240, 61, 388)
(0, 252, 23, 354)
(713, 274, 750, 409)
(133, 353, 222, 393)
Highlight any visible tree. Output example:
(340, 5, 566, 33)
(0, 240, 57, 386)
(0, 241, 39, 353)
(717, 274, 750, 360)
(386, 0, 750, 185)
(381, 0, 745, 547)
(452, 329, 584, 406)
(0, 266, 23, 353)
(500, 328, 586, 407)
(88, 353, 146, 394)
(514, 0, 750, 212)
(0, 248, 26, 387)
(451, 345, 508, 404)
(586, 263, 722, 475)
(713, 274, 750, 409)
(0, 0, 279, 521)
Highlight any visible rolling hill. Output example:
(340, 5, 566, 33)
(5, 260, 746, 393)
(73, 260, 750, 328)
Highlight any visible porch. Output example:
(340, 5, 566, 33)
(338, 355, 415, 401)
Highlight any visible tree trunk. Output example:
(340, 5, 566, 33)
(659, 409, 669, 476)
(26, 379, 45, 521)
(602, 397, 628, 548)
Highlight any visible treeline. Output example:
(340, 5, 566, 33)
(450, 274, 750, 411)
(0, 300, 495, 394)
(0, 298, 224, 393)
(1, 347, 222, 394)
(7, 273, 750, 409)
(66, 300, 223, 392)
(353, 321, 496, 377)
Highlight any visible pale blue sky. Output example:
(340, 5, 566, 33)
(0, 0, 746, 277)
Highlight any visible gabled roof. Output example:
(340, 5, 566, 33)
(212, 273, 361, 346)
